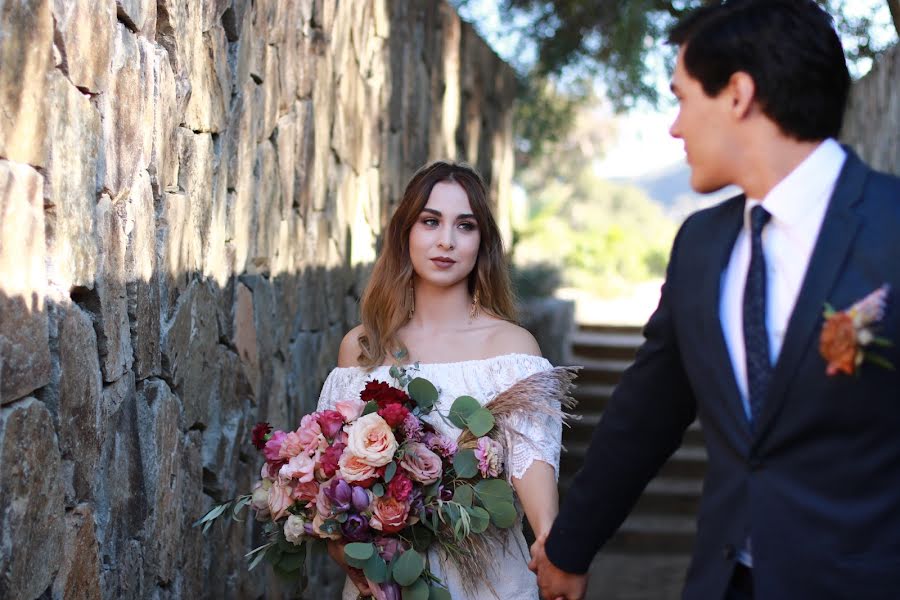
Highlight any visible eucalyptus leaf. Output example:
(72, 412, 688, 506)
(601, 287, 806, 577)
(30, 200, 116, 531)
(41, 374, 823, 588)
(362, 400, 380, 417)
(452, 485, 474, 508)
(402, 578, 430, 600)
(465, 408, 495, 437)
(410, 525, 433, 552)
(390, 365, 402, 380)
(385, 461, 398, 483)
(452, 449, 478, 478)
(345, 542, 376, 562)
(373, 483, 385, 497)
(487, 500, 517, 528)
(466, 506, 490, 533)
(408, 377, 438, 411)
(428, 585, 452, 600)
(474, 479, 514, 509)
(448, 396, 481, 429)
(364, 553, 389, 583)
(392, 549, 426, 586)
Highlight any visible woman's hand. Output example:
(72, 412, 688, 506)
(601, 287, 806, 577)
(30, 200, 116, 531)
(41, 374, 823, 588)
(326, 539, 372, 595)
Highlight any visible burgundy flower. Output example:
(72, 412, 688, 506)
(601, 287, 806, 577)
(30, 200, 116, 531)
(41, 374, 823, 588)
(387, 472, 413, 501)
(263, 431, 287, 462)
(360, 381, 409, 409)
(252, 422, 272, 450)
(318, 442, 345, 479)
(317, 410, 345, 439)
(378, 403, 410, 429)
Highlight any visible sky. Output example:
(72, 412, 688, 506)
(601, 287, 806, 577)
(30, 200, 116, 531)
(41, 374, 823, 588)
(455, 0, 897, 180)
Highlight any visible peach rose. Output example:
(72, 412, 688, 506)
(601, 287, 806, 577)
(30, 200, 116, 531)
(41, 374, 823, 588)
(345, 413, 398, 467)
(278, 431, 306, 459)
(820, 312, 857, 375)
(338, 450, 378, 484)
(369, 496, 412, 534)
(292, 480, 320, 503)
(267, 480, 293, 521)
(399, 441, 443, 485)
(279, 452, 316, 483)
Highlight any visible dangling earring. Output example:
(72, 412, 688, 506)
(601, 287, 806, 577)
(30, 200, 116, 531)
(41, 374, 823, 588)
(407, 283, 415, 320)
(470, 289, 480, 320)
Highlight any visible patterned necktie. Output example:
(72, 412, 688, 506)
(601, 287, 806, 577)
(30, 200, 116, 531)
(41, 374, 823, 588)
(743, 205, 772, 427)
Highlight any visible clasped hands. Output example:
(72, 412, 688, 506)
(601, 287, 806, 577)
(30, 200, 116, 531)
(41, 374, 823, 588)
(528, 532, 588, 600)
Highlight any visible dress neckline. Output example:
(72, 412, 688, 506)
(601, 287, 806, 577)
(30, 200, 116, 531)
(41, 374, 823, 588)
(330, 352, 549, 373)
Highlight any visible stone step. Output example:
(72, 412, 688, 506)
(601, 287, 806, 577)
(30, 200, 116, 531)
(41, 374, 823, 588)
(571, 383, 615, 412)
(563, 413, 705, 447)
(571, 331, 643, 362)
(578, 324, 646, 337)
(560, 443, 708, 481)
(574, 358, 634, 386)
(606, 514, 697, 554)
(559, 475, 703, 517)
(585, 552, 691, 600)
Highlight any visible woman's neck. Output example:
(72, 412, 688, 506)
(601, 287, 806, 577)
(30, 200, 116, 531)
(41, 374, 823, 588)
(408, 279, 473, 331)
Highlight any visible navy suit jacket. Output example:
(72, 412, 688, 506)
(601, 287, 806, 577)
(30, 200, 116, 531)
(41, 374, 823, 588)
(546, 148, 900, 600)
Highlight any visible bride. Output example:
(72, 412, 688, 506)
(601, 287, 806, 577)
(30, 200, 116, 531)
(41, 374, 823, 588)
(316, 160, 570, 599)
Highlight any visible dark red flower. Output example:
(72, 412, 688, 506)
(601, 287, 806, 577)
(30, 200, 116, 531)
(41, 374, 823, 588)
(252, 422, 272, 450)
(319, 443, 345, 479)
(360, 380, 409, 409)
(378, 403, 410, 428)
(387, 472, 413, 501)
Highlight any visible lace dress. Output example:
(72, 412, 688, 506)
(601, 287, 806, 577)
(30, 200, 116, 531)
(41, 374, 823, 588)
(316, 353, 563, 600)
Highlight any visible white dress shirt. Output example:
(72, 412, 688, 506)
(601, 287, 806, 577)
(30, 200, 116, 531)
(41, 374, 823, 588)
(718, 138, 847, 567)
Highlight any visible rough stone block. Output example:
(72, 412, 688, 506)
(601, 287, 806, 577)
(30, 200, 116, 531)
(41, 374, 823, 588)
(184, 25, 229, 133)
(0, 397, 64, 599)
(57, 303, 103, 501)
(94, 194, 133, 383)
(115, 0, 156, 33)
(51, 0, 115, 94)
(161, 280, 218, 429)
(148, 45, 179, 196)
(52, 504, 102, 600)
(0, 0, 52, 166)
(0, 161, 51, 404)
(123, 171, 161, 380)
(44, 69, 101, 290)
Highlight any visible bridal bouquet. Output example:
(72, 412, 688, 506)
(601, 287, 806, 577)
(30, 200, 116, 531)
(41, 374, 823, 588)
(196, 364, 578, 599)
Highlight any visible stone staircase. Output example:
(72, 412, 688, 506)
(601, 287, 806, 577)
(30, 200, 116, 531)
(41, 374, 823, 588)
(559, 324, 706, 598)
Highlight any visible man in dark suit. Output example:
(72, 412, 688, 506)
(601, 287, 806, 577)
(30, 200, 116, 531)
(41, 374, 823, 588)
(529, 1, 900, 599)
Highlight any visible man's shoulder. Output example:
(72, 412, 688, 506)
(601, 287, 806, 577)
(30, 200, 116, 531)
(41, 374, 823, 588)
(678, 192, 745, 238)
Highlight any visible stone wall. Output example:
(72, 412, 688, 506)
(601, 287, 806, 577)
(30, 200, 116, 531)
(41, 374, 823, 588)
(0, 1, 516, 598)
(842, 43, 900, 176)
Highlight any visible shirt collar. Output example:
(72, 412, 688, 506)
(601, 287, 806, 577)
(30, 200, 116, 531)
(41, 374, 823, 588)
(744, 138, 846, 229)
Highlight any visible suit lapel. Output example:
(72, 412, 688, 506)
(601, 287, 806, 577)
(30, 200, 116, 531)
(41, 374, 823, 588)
(753, 149, 868, 442)
(698, 195, 752, 440)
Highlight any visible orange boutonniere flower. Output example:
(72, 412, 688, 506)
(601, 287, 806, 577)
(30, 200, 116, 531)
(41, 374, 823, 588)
(819, 284, 893, 376)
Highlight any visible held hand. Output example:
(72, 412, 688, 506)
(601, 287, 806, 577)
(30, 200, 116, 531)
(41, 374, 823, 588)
(529, 533, 588, 600)
(326, 539, 372, 596)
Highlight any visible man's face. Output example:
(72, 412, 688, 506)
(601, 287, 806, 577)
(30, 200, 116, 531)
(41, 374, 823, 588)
(669, 47, 737, 194)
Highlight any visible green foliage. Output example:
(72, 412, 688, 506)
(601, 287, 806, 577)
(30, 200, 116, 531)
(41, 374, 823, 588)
(447, 396, 481, 429)
(408, 377, 438, 411)
(452, 449, 479, 478)
(510, 261, 563, 300)
(393, 549, 426, 586)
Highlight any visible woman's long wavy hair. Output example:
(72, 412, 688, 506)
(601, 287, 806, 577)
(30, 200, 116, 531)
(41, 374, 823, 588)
(357, 160, 517, 368)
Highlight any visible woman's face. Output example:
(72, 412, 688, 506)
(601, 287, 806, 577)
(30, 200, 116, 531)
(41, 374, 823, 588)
(408, 180, 480, 289)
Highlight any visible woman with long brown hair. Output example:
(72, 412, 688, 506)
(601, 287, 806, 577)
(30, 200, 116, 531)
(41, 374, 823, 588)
(316, 160, 572, 599)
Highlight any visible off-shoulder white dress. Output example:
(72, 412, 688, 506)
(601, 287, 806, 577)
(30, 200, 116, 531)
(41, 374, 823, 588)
(316, 354, 563, 600)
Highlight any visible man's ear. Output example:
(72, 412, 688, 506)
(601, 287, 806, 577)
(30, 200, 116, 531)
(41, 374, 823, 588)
(727, 71, 756, 119)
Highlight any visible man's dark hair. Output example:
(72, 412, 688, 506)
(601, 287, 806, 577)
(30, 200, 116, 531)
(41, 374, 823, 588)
(668, 0, 851, 141)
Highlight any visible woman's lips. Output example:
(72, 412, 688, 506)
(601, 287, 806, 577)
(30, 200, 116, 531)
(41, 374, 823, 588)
(430, 258, 456, 269)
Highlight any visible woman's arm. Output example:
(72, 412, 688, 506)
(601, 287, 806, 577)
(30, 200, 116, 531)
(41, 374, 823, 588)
(513, 461, 559, 538)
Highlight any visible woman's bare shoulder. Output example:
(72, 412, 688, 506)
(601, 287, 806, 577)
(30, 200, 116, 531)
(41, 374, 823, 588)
(484, 320, 542, 358)
(337, 325, 366, 367)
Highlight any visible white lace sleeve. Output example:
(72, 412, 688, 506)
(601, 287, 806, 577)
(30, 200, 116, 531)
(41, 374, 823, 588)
(316, 368, 366, 412)
(493, 356, 564, 481)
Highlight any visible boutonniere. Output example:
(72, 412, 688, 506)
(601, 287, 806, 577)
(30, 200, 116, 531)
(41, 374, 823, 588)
(819, 284, 893, 376)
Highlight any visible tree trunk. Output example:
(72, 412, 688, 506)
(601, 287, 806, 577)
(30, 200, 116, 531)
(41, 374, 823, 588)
(888, 0, 900, 38)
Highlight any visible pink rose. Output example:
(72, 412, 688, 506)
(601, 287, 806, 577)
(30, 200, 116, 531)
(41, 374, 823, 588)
(399, 442, 442, 485)
(370, 496, 412, 534)
(278, 431, 306, 459)
(296, 414, 327, 455)
(263, 430, 287, 462)
(317, 410, 345, 439)
(291, 480, 320, 503)
(346, 413, 398, 467)
(280, 452, 316, 483)
(335, 398, 366, 422)
(267, 480, 293, 521)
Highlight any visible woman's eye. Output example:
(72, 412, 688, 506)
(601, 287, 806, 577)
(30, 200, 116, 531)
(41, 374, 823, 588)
(458, 221, 477, 232)
(422, 218, 439, 227)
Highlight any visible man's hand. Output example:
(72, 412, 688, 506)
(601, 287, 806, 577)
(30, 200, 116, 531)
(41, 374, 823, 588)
(529, 532, 588, 600)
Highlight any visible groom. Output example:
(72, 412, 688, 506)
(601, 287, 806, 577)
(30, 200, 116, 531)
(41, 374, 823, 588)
(530, 1, 900, 599)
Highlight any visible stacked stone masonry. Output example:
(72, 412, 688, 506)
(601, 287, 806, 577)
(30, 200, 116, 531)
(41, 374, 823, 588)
(0, 1, 516, 598)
